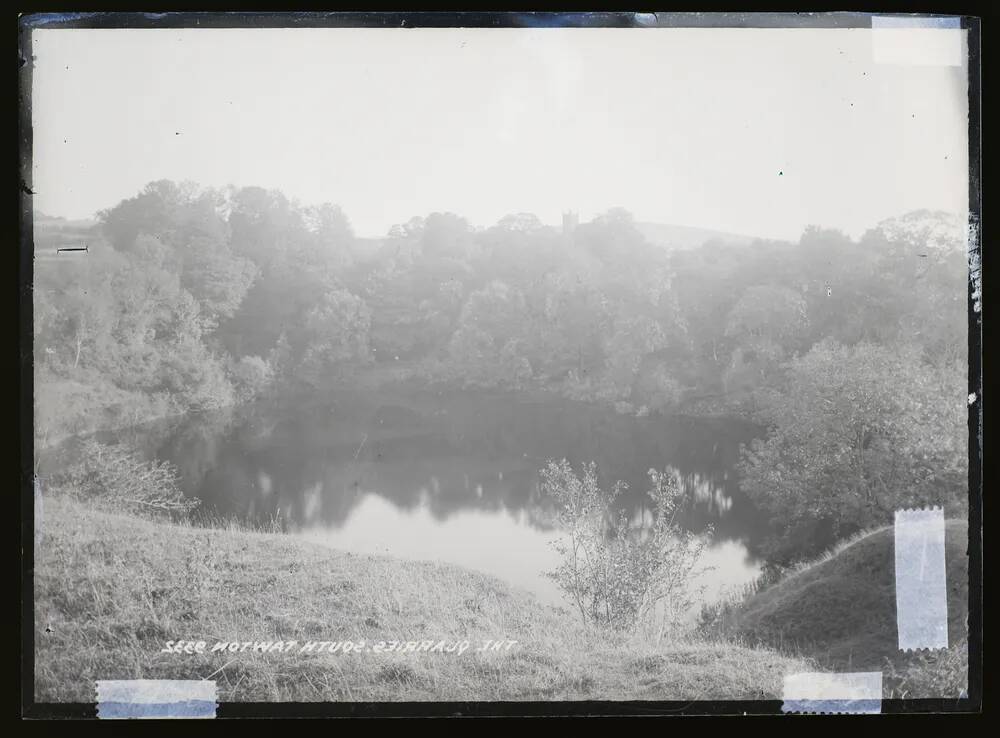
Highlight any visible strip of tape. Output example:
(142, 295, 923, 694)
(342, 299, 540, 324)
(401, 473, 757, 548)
(872, 15, 961, 29)
(782, 672, 882, 714)
(96, 680, 217, 719)
(871, 15, 963, 66)
(894, 508, 949, 651)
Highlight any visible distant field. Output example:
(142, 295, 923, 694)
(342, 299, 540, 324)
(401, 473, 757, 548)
(32, 214, 98, 261)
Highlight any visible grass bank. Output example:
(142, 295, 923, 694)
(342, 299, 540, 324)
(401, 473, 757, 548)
(705, 519, 970, 698)
(34, 495, 810, 703)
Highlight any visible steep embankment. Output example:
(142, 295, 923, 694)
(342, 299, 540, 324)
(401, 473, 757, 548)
(35, 496, 811, 703)
(720, 519, 969, 695)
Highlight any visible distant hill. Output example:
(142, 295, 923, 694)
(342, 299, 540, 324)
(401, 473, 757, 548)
(634, 222, 756, 250)
(714, 519, 969, 696)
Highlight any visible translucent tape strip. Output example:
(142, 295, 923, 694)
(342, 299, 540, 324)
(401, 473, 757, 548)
(96, 680, 217, 719)
(871, 16, 963, 66)
(872, 16, 961, 30)
(782, 672, 882, 714)
(895, 508, 949, 651)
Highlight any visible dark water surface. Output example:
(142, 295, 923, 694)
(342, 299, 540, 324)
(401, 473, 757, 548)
(84, 389, 771, 607)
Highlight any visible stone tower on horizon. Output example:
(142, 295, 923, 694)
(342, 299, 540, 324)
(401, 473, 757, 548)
(562, 211, 578, 238)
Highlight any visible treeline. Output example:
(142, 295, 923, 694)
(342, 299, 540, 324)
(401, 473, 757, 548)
(35, 182, 967, 426)
(34, 180, 969, 560)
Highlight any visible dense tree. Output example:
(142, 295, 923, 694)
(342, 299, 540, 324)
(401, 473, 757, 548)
(495, 212, 545, 234)
(539, 273, 611, 379)
(603, 315, 670, 397)
(299, 288, 373, 383)
(738, 340, 966, 563)
(448, 280, 533, 387)
(860, 211, 968, 364)
(724, 285, 809, 345)
(420, 212, 475, 260)
(721, 285, 809, 400)
(388, 215, 426, 240)
(180, 236, 258, 328)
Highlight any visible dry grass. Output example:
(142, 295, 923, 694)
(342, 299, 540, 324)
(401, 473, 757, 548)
(34, 495, 811, 702)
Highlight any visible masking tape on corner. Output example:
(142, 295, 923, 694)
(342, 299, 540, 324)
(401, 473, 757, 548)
(894, 507, 949, 652)
(96, 680, 217, 719)
(871, 16, 963, 67)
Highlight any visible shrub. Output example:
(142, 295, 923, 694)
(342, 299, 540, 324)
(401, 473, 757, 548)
(53, 439, 198, 516)
(542, 459, 709, 635)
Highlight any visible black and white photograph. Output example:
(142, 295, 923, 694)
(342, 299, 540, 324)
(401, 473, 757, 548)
(20, 12, 981, 717)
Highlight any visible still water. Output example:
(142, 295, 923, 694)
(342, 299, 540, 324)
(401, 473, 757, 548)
(104, 388, 770, 609)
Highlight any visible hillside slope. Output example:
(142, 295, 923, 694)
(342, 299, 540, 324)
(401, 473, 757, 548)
(718, 519, 969, 696)
(634, 222, 756, 250)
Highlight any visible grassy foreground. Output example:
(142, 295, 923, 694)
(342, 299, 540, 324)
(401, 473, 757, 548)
(34, 496, 810, 703)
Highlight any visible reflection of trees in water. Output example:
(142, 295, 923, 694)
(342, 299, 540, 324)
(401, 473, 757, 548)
(614, 468, 730, 544)
(672, 468, 733, 515)
(134, 390, 765, 542)
(157, 407, 238, 492)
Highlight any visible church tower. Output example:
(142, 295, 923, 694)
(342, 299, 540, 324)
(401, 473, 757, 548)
(562, 211, 579, 238)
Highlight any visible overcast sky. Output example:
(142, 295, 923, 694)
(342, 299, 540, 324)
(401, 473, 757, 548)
(31, 26, 969, 240)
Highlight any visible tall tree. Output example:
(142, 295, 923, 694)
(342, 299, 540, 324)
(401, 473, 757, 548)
(739, 339, 966, 562)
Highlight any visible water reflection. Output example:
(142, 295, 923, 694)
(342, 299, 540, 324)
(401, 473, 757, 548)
(94, 388, 769, 607)
(299, 492, 566, 604)
(674, 469, 734, 515)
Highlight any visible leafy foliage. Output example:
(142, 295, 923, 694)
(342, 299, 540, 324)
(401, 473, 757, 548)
(228, 355, 276, 404)
(542, 459, 710, 634)
(738, 340, 967, 562)
(299, 289, 373, 383)
(54, 439, 197, 516)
